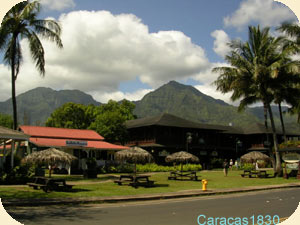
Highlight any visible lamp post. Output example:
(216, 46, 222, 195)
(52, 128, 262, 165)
(236, 139, 242, 158)
(186, 132, 192, 153)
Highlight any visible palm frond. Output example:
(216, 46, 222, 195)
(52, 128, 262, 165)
(27, 30, 45, 76)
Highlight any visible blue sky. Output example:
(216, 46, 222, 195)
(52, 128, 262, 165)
(0, 0, 298, 104)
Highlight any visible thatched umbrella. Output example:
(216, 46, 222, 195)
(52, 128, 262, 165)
(115, 146, 153, 176)
(240, 151, 270, 165)
(165, 151, 199, 172)
(22, 148, 77, 177)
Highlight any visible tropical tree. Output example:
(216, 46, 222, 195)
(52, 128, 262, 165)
(270, 62, 300, 142)
(213, 25, 289, 176)
(0, 113, 13, 128)
(277, 22, 300, 124)
(89, 100, 136, 143)
(46, 103, 95, 129)
(278, 22, 300, 50)
(0, 1, 63, 130)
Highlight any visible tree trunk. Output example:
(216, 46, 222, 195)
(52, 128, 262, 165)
(263, 104, 268, 130)
(278, 103, 287, 142)
(267, 104, 282, 176)
(11, 36, 18, 130)
(263, 103, 275, 171)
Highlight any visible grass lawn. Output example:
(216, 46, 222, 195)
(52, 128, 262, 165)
(0, 170, 299, 200)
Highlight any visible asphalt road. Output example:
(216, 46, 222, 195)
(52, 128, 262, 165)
(5, 188, 300, 225)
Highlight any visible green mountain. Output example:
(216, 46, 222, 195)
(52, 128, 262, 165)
(0, 87, 100, 126)
(133, 81, 299, 131)
(133, 81, 260, 127)
(0, 81, 299, 131)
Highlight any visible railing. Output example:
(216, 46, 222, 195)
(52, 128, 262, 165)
(125, 139, 156, 146)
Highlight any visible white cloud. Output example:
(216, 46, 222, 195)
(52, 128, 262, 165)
(194, 84, 236, 106)
(192, 62, 229, 85)
(224, 0, 297, 30)
(40, 0, 75, 11)
(90, 88, 153, 103)
(0, 10, 210, 102)
(190, 62, 238, 105)
(211, 30, 231, 58)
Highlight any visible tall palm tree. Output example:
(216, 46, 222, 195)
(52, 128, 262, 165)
(213, 26, 286, 176)
(0, 1, 63, 130)
(271, 62, 300, 142)
(277, 22, 300, 125)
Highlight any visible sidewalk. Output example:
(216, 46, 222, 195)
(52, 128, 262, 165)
(2, 182, 300, 207)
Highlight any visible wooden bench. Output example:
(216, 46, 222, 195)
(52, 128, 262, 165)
(49, 179, 74, 191)
(168, 171, 200, 181)
(27, 177, 73, 192)
(114, 180, 131, 185)
(27, 182, 47, 190)
(114, 174, 155, 188)
(241, 170, 251, 177)
(241, 170, 270, 178)
(130, 180, 155, 188)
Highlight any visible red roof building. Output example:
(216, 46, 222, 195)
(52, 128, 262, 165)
(19, 126, 128, 173)
(19, 126, 127, 150)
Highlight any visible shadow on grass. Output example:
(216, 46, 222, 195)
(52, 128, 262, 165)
(154, 184, 169, 188)
(61, 188, 91, 193)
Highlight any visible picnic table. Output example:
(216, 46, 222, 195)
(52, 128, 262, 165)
(27, 176, 73, 192)
(240, 170, 270, 178)
(168, 171, 200, 181)
(114, 174, 155, 188)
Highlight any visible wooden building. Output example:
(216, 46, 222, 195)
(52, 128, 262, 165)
(125, 113, 300, 168)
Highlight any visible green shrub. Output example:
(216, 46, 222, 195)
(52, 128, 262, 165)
(136, 163, 202, 172)
(0, 164, 35, 184)
(210, 158, 223, 168)
(102, 163, 202, 173)
(240, 163, 255, 171)
(279, 140, 300, 148)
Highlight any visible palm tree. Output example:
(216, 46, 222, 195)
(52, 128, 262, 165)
(277, 22, 300, 125)
(0, 1, 63, 130)
(213, 25, 287, 176)
(271, 63, 300, 142)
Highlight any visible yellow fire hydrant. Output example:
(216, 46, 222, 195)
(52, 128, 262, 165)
(202, 179, 208, 191)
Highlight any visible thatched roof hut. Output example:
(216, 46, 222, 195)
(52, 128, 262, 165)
(240, 151, 270, 164)
(165, 151, 199, 164)
(22, 148, 77, 177)
(115, 146, 153, 175)
(115, 146, 153, 164)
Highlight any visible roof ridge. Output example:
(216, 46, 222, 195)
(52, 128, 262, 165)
(19, 125, 97, 132)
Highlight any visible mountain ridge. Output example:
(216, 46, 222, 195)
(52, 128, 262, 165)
(0, 81, 298, 132)
(0, 87, 100, 125)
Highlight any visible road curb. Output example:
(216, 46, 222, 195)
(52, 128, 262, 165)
(2, 183, 300, 207)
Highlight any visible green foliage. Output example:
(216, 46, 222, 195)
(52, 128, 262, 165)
(210, 158, 224, 168)
(240, 163, 255, 171)
(103, 163, 202, 173)
(46, 102, 94, 129)
(89, 100, 136, 143)
(86, 157, 97, 170)
(106, 164, 134, 173)
(279, 140, 300, 148)
(0, 165, 35, 185)
(136, 163, 202, 172)
(0, 113, 13, 128)
(45, 99, 136, 142)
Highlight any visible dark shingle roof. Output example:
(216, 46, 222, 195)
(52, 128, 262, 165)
(0, 126, 30, 140)
(126, 113, 226, 131)
(126, 113, 300, 136)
